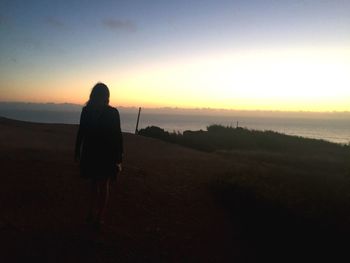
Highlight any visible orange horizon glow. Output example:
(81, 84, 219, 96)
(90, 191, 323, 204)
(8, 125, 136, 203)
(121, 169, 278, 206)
(1, 46, 349, 112)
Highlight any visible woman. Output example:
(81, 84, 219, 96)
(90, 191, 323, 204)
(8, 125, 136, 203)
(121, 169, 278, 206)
(75, 82, 123, 228)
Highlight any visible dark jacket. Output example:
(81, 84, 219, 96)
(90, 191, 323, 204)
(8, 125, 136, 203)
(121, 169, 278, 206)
(75, 105, 123, 179)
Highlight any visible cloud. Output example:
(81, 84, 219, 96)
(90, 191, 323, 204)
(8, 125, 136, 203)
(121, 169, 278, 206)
(45, 17, 65, 29)
(102, 19, 137, 32)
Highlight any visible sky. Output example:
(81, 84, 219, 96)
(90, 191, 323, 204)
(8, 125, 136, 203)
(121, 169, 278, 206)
(0, 0, 349, 111)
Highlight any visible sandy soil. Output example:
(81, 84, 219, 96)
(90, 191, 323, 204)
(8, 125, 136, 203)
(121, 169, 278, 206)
(0, 117, 244, 262)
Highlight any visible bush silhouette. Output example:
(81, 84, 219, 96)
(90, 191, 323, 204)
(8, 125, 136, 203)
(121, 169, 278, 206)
(139, 124, 349, 155)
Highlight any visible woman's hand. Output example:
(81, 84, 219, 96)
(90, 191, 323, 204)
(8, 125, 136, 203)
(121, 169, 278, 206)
(117, 163, 122, 172)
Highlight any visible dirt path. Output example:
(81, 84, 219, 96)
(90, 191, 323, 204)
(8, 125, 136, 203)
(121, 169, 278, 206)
(0, 118, 244, 262)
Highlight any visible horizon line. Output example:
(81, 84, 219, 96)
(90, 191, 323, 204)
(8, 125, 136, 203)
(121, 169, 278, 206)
(0, 100, 349, 114)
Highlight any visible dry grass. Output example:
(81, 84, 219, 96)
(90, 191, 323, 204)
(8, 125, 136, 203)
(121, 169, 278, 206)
(140, 124, 350, 262)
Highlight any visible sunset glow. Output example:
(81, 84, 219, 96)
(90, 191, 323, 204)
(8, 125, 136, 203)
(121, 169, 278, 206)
(1, 1, 349, 111)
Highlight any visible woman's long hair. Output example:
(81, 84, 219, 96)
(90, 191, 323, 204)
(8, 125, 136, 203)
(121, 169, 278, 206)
(86, 82, 110, 109)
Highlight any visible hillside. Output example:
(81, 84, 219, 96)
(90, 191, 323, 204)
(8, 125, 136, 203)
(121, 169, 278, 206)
(1, 117, 349, 262)
(0, 117, 241, 262)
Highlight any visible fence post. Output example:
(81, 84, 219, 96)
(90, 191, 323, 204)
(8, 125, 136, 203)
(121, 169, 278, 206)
(135, 107, 141, 134)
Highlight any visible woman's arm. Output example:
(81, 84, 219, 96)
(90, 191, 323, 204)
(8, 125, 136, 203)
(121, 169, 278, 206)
(114, 108, 124, 164)
(75, 107, 87, 162)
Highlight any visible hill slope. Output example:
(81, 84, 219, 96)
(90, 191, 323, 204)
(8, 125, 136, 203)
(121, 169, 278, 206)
(0, 117, 241, 262)
(2, 117, 349, 262)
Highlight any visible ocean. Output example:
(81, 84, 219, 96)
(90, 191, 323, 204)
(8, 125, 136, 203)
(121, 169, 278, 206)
(0, 107, 349, 144)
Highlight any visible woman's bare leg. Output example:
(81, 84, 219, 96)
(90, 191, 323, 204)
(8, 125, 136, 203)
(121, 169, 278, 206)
(96, 177, 111, 224)
(87, 179, 99, 221)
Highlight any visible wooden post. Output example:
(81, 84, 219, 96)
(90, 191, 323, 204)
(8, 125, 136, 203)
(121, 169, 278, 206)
(135, 107, 141, 134)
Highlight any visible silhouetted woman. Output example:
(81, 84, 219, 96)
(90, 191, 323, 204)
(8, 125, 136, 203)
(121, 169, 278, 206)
(75, 82, 123, 228)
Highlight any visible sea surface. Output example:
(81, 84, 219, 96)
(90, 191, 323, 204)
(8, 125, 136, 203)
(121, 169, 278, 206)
(0, 109, 349, 144)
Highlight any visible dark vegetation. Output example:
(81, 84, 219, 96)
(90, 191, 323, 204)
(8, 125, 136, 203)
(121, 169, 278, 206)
(140, 125, 350, 262)
(139, 124, 349, 153)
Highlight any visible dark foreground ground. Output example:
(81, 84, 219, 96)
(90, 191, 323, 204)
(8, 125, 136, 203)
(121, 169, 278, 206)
(0, 117, 349, 262)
